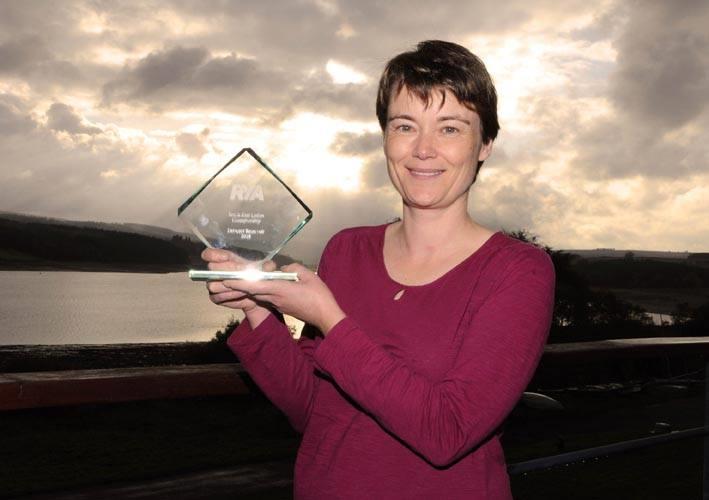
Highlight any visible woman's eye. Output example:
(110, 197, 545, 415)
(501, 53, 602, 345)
(442, 126, 459, 134)
(396, 124, 412, 132)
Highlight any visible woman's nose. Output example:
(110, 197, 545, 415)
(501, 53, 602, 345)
(413, 131, 437, 160)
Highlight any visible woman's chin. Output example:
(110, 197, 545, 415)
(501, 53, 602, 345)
(401, 192, 470, 212)
(403, 198, 442, 210)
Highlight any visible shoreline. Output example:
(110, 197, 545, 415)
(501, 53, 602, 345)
(0, 341, 237, 373)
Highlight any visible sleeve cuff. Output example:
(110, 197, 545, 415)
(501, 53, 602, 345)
(226, 313, 287, 351)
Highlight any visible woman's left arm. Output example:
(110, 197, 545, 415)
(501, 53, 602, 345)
(312, 249, 555, 467)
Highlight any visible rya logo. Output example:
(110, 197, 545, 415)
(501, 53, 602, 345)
(230, 184, 264, 201)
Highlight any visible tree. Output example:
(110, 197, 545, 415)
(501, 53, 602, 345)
(673, 301, 709, 334)
(506, 229, 653, 342)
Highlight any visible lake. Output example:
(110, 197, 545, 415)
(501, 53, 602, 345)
(0, 271, 244, 345)
(0, 271, 672, 346)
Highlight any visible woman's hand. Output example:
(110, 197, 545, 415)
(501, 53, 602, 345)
(202, 249, 276, 326)
(222, 263, 346, 335)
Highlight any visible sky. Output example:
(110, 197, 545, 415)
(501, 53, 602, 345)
(1, 0, 708, 265)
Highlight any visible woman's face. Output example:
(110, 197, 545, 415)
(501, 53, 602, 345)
(383, 86, 492, 211)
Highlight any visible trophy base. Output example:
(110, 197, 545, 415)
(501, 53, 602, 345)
(188, 269, 299, 281)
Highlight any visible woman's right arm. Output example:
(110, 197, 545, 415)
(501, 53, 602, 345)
(203, 246, 333, 433)
(226, 312, 320, 433)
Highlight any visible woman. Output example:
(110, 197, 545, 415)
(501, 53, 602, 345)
(204, 40, 555, 499)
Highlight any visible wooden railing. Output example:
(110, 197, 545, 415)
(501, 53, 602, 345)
(3, 336, 709, 411)
(0, 364, 249, 411)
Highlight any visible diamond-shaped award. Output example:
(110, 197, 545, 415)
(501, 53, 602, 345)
(178, 148, 312, 281)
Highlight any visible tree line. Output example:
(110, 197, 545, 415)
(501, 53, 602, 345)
(508, 230, 709, 343)
(0, 216, 297, 272)
(0, 217, 200, 271)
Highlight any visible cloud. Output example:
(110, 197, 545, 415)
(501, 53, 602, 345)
(0, 92, 397, 265)
(1, 0, 708, 254)
(175, 129, 209, 159)
(284, 186, 401, 265)
(331, 131, 382, 156)
(330, 131, 389, 189)
(468, 170, 571, 242)
(571, 116, 701, 179)
(1, 1, 599, 124)
(46, 103, 102, 135)
(101, 45, 373, 123)
(289, 71, 376, 123)
(0, 92, 193, 228)
(569, 10, 621, 44)
(0, 33, 88, 91)
(0, 94, 36, 135)
(0, 3, 77, 40)
(567, 1, 709, 180)
(360, 157, 390, 190)
(0, 35, 53, 74)
(610, 1, 709, 129)
(104, 46, 208, 101)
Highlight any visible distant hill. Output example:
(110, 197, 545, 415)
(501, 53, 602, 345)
(0, 212, 185, 241)
(0, 212, 297, 272)
(565, 248, 690, 260)
(0, 214, 199, 272)
(570, 257, 709, 289)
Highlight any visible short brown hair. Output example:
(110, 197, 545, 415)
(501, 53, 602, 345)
(376, 40, 499, 145)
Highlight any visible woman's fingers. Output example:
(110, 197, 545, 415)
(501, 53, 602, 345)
(207, 260, 283, 297)
(222, 279, 282, 296)
(201, 248, 233, 262)
(281, 262, 306, 273)
(210, 278, 280, 301)
(204, 260, 310, 315)
(281, 263, 315, 282)
(207, 260, 242, 271)
(203, 250, 279, 274)
(262, 260, 277, 272)
(202, 248, 259, 265)
(208, 261, 342, 332)
(206, 280, 232, 294)
(200, 254, 285, 316)
(209, 289, 250, 304)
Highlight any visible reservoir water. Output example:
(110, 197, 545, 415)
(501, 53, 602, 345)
(0, 271, 670, 345)
(0, 271, 244, 345)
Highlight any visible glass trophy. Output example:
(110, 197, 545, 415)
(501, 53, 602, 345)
(178, 148, 312, 281)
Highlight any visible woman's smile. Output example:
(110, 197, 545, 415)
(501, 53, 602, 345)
(406, 167, 445, 178)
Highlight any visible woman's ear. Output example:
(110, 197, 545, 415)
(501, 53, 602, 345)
(478, 139, 494, 163)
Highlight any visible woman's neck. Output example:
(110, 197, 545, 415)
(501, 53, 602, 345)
(394, 203, 490, 260)
(382, 202, 495, 286)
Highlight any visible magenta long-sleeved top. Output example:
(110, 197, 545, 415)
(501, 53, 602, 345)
(227, 224, 555, 499)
